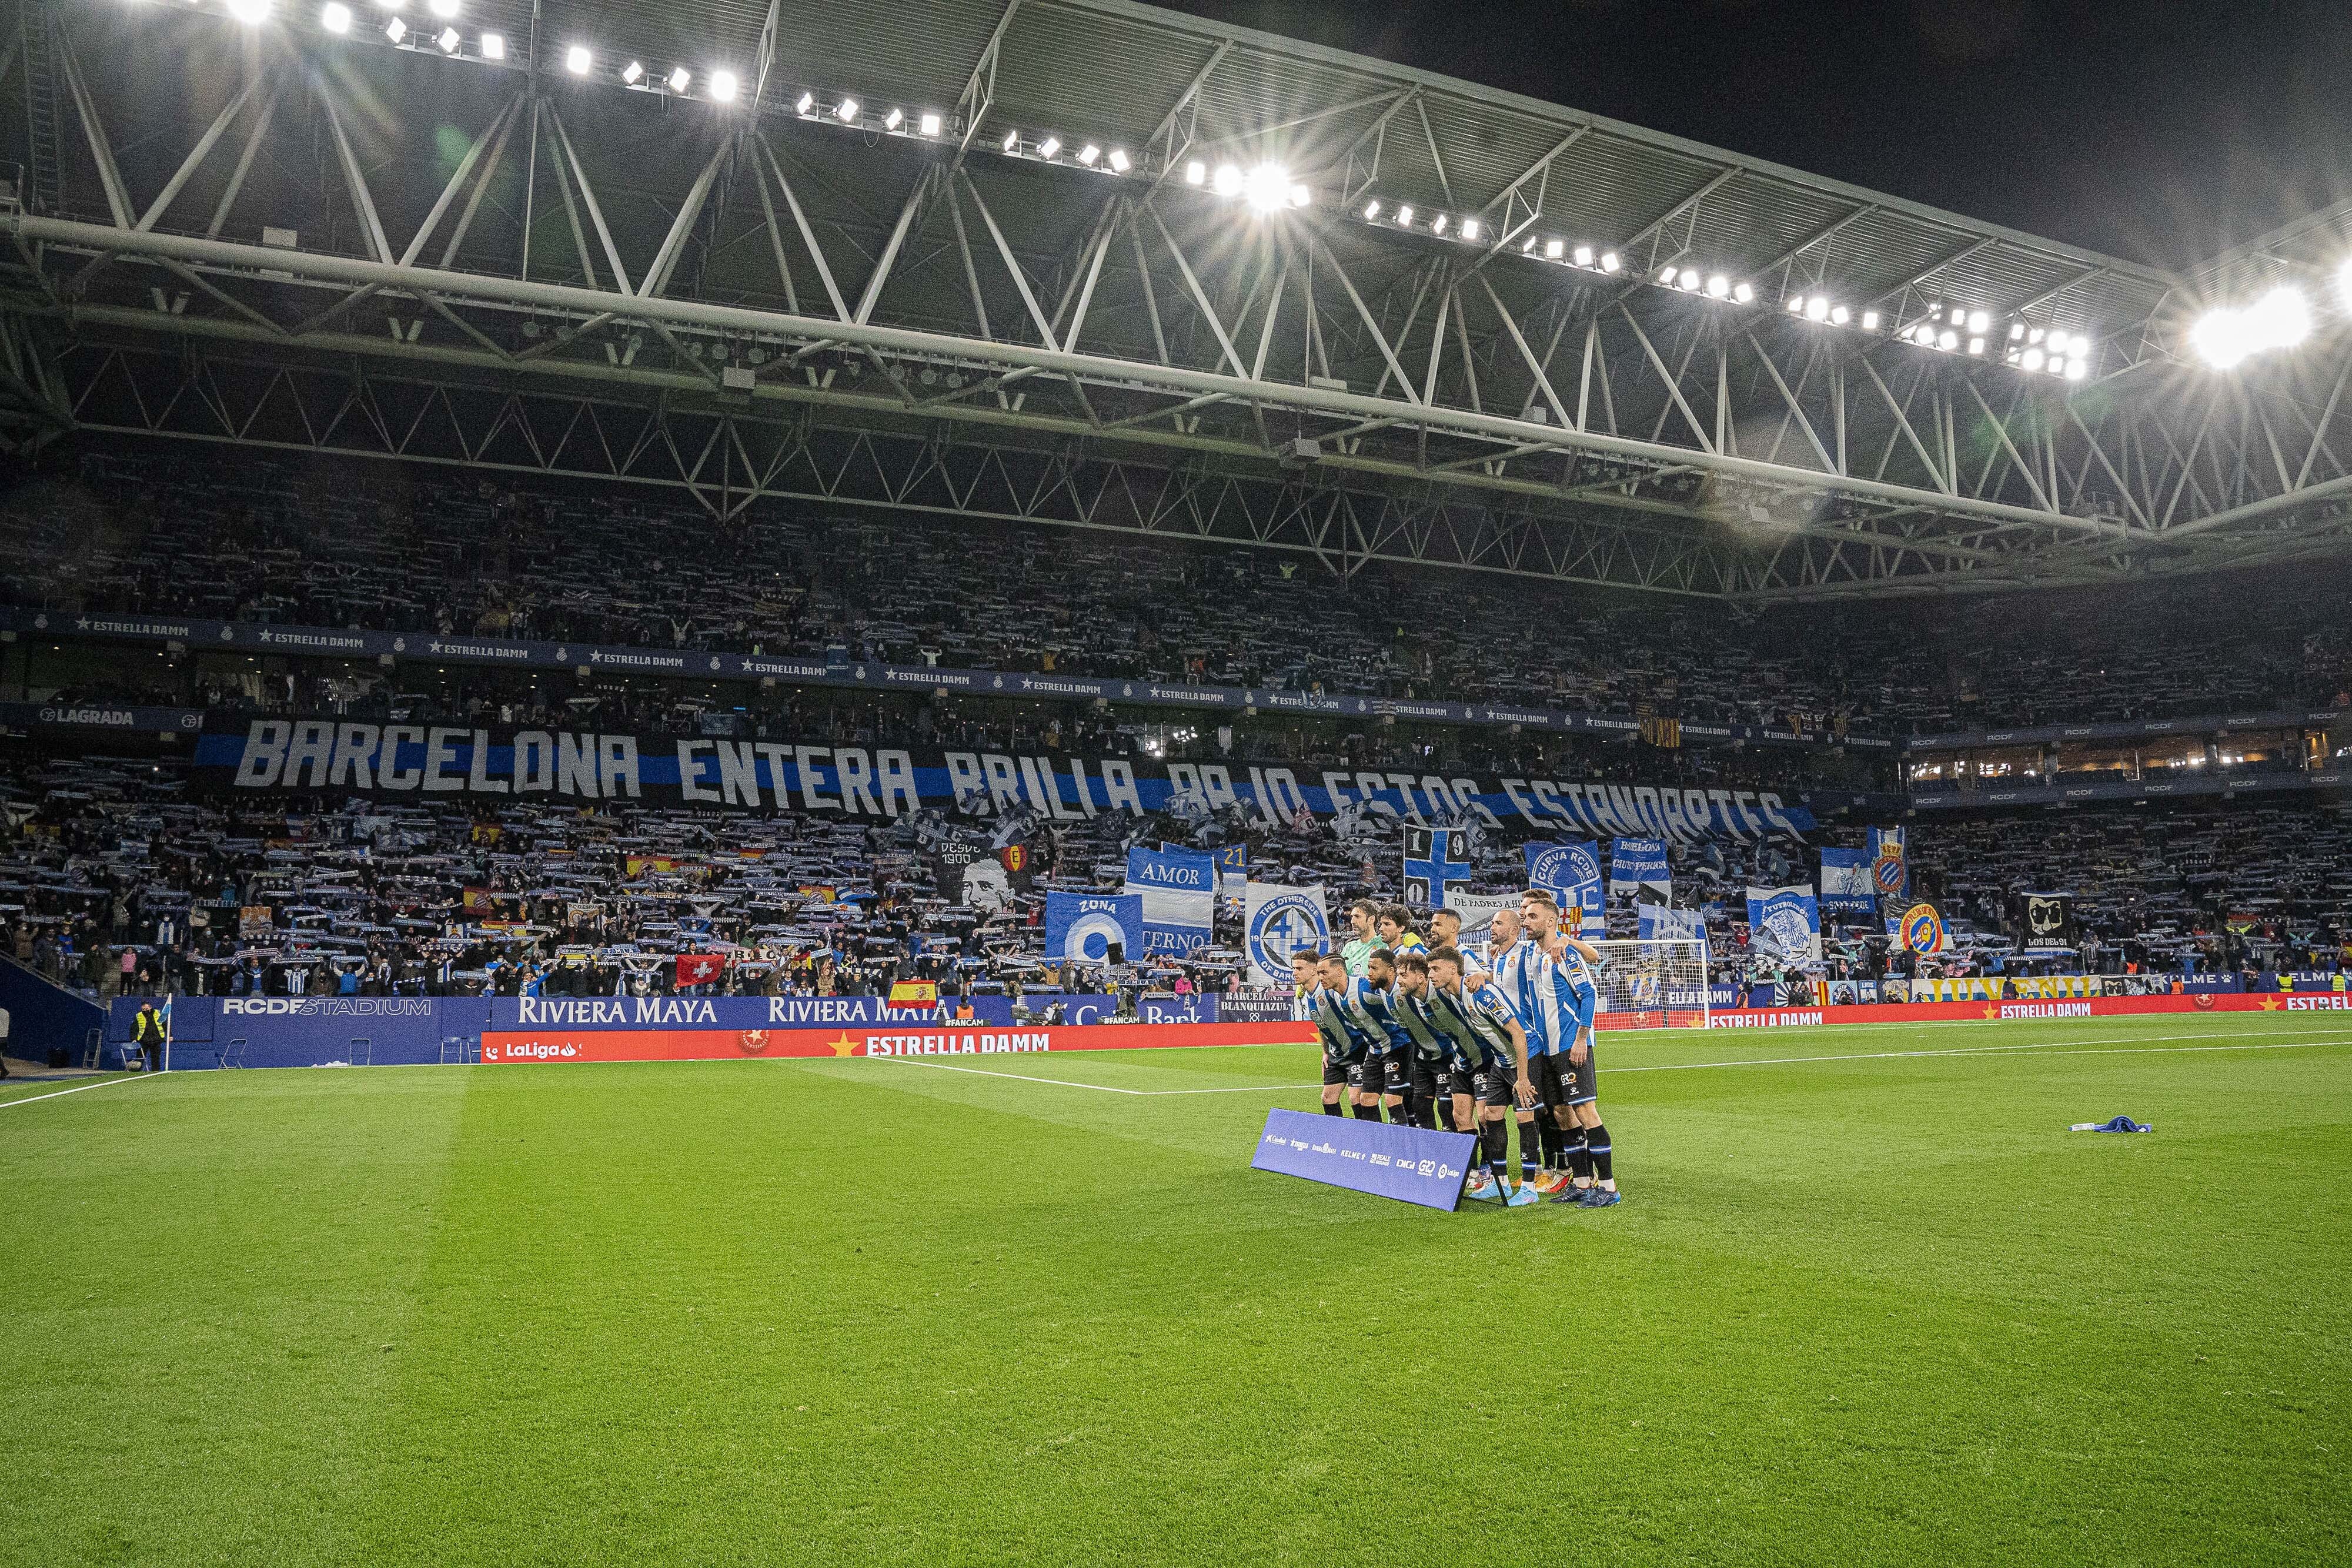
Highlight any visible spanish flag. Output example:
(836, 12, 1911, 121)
(888, 981, 938, 1007)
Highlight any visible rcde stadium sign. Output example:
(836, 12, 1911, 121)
(195, 715, 1816, 841)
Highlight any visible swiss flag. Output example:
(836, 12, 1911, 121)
(676, 953, 725, 988)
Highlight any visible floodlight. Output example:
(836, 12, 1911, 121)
(1911, 323, 1936, 346)
(1545, 238, 1565, 259)
(1659, 263, 1678, 282)
(565, 44, 590, 74)
(479, 30, 502, 59)
(1706, 273, 1730, 298)
(1828, 303, 1847, 325)
(1395, 204, 1414, 226)
(1805, 296, 1829, 322)
(1678, 268, 1700, 290)
(320, 1, 349, 32)
(2247, 286, 2311, 349)
(1184, 160, 1207, 185)
(1600, 251, 1620, 272)
(1108, 148, 1130, 173)
(1002, 129, 1019, 152)
(1077, 143, 1100, 166)
(1861, 310, 1880, 330)
(2064, 357, 2087, 381)
(2046, 356, 2067, 376)
(227, 0, 270, 21)
(710, 70, 737, 102)
(1362, 200, 1381, 220)
(1240, 163, 1292, 212)
(1937, 329, 1958, 350)
(884, 107, 903, 129)
(436, 25, 459, 52)
(426, 0, 454, 15)
(1288, 183, 1311, 209)
(797, 91, 816, 114)
(1967, 336, 1984, 355)
(666, 66, 690, 92)
(2009, 322, 2025, 341)
(2047, 330, 2071, 354)
(622, 60, 643, 84)
(1966, 310, 1989, 333)
(385, 16, 406, 41)
(1460, 218, 1479, 241)
(1787, 295, 1806, 314)
(2188, 305, 2256, 367)
(836, 97, 860, 123)
(920, 112, 942, 136)
(1036, 134, 1060, 158)
(1734, 281, 1755, 303)
(1572, 245, 1593, 266)
(1432, 213, 1449, 234)
(1211, 164, 1242, 196)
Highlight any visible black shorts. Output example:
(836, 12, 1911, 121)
(1321, 1052, 1354, 1087)
(1529, 1051, 1566, 1107)
(1468, 1058, 1521, 1109)
(1379, 1050, 1412, 1098)
(1554, 1046, 1597, 1107)
(1412, 1052, 1447, 1101)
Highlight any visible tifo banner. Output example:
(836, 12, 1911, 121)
(1125, 845, 1216, 954)
(1045, 892, 1147, 966)
(1636, 902, 1706, 942)
(482, 1018, 1315, 1063)
(1908, 976, 2100, 1001)
(1402, 826, 1471, 911)
(1244, 882, 1329, 987)
(1609, 837, 1671, 895)
(1818, 847, 1878, 914)
(1745, 885, 1823, 964)
(1249, 1108, 1477, 1211)
(2020, 892, 2079, 947)
(1214, 842, 1248, 895)
(1443, 890, 1518, 947)
(1870, 827, 1908, 899)
(1526, 842, 1605, 937)
(189, 715, 1816, 841)
(1900, 902, 1947, 954)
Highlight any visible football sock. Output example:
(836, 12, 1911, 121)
(1537, 1117, 1563, 1171)
(1322, 1099, 1344, 1117)
(1565, 1123, 1592, 1182)
(1515, 1116, 1540, 1179)
(1479, 1118, 1509, 1175)
(1352, 1101, 1381, 1121)
(1435, 1096, 1456, 1132)
(1586, 1123, 1613, 1183)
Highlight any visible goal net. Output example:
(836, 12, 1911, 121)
(1586, 938, 1712, 1030)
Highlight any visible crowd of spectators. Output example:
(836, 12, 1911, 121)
(7, 447, 2347, 741)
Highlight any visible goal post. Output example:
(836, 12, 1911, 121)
(1586, 938, 1712, 1030)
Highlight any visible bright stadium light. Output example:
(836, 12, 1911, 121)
(565, 44, 591, 74)
(227, 0, 270, 21)
(426, 0, 454, 15)
(2066, 356, 2088, 381)
(2192, 286, 2310, 368)
(622, 60, 644, 83)
(710, 70, 738, 102)
(1678, 268, 1700, 290)
(1211, 163, 1242, 197)
(1184, 159, 1206, 186)
(1362, 199, 1381, 220)
(1806, 296, 1830, 322)
(1968, 336, 1985, 355)
(797, 91, 816, 115)
(478, 31, 503, 59)
(2009, 322, 2026, 341)
(1786, 295, 1806, 314)
(1861, 310, 1880, 330)
(1706, 273, 1730, 299)
(1036, 134, 1061, 158)
(384, 16, 406, 41)
(1734, 282, 1755, 304)
(836, 97, 860, 123)
(1432, 213, 1449, 234)
(1937, 329, 1958, 350)
(1966, 309, 1989, 333)
(1460, 217, 1479, 240)
(1240, 163, 1293, 212)
(667, 66, 691, 92)
(1394, 203, 1414, 226)
(1911, 323, 1936, 347)
(1001, 129, 1020, 152)
(1572, 245, 1593, 267)
(1658, 263, 1678, 282)
(1288, 183, 1311, 209)
(435, 24, 458, 52)
(1545, 238, 1565, 259)
(920, 112, 943, 136)
(883, 107, 903, 130)
(1077, 143, 1101, 166)
(1107, 148, 1130, 173)
(320, 1, 349, 31)
(1828, 303, 1848, 325)
(1599, 251, 1621, 272)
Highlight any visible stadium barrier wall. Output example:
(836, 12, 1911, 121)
(1, 954, 108, 1065)
(1691, 992, 2352, 1029)
(480, 1020, 1319, 1064)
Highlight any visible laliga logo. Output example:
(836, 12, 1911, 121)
(1248, 892, 1326, 978)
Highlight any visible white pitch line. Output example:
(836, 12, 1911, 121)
(874, 1057, 1315, 1096)
(0, 1073, 149, 1109)
(1617, 1035, 2352, 1075)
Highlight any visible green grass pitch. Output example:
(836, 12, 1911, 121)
(4, 1014, 2348, 1566)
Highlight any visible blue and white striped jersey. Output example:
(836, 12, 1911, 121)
(1334, 975, 1416, 1052)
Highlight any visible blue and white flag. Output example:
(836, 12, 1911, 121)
(1243, 882, 1328, 987)
(1636, 902, 1706, 942)
(1609, 836, 1671, 895)
(1044, 892, 1145, 967)
(1124, 845, 1216, 954)
(1213, 841, 1249, 897)
(1869, 827, 1908, 900)
(1444, 890, 1519, 948)
(1403, 826, 1471, 911)
(1818, 847, 1878, 914)
(1525, 841, 1604, 937)
(1745, 884, 1822, 965)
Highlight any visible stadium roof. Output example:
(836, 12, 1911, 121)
(1, 0, 2348, 600)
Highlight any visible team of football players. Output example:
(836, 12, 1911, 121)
(1295, 894, 1622, 1208)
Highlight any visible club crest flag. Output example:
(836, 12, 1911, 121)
(1525, 841, 1604, 937)
(1124, 846, 1216, 954)
(1636, 902, 1706, 942)
(1870, 827, 1908, 899)
(1818, 847, 1878, 914)
(1609, 836, 1671, 895)
(1244, 882, 1329, 987)
(1744, 885, 1822, 965)
(1444, 890, 1518, 948)
(1900, 901, 1947, 955)
(1045, 892, 1147, 966)
(1402, 826, 1471, 911)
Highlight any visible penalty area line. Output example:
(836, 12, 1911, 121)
(0, 1073, 152, 1109)
(872, 1058, 1314, 1096)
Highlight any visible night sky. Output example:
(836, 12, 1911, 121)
(1155, 0, 2352, 271)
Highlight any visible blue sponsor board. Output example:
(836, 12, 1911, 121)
(1250, 1108, 1477, 1211)
(107, 994, 489, 1069)
(489, 994, 1121, 1029)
